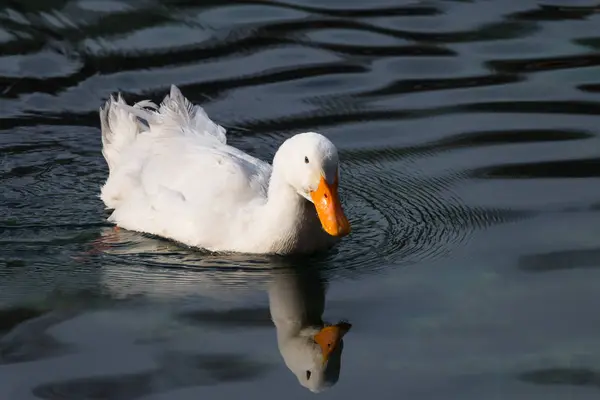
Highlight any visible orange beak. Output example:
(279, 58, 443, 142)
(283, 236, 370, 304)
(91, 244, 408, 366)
(314, 322, 352, 363)
(309, 173, 351, 237)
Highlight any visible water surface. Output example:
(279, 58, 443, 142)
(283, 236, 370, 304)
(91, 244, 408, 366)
(2, 0, 600, 398)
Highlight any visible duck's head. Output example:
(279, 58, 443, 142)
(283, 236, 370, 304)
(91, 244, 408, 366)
(273, 132, 351, 237)
(280, 322, 352, 393)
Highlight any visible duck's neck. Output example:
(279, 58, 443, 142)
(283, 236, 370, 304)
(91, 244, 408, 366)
(258, 171, 309, 253)
(268, 272, 325, 340)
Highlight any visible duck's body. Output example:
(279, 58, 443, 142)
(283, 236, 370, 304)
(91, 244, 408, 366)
(99, 86, 350, 254)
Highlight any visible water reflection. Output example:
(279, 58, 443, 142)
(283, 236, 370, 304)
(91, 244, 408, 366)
(78, 233, 352, 393)
(269, 263, 351, 392)
(3, 0, 600, 398)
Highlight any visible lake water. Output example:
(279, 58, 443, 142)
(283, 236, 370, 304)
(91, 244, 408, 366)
(2, 0, 600, 398)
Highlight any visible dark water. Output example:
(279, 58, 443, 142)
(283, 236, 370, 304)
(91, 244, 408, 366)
(2, 0, 600, 398)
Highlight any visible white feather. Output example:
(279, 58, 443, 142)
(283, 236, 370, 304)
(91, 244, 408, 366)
(98, 85, 346, 254)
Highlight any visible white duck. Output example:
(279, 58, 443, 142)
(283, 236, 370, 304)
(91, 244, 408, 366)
(99, 85, 351, 255)
(269, 266, 351, 392)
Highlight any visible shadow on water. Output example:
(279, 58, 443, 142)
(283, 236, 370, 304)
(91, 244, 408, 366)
(0, 308, 74, 365)
(473, 158, 600, 179)
(519, 248, 600, 272)
(0, 288, 147, 366)
(32, 351, 271, 399)
(518, 368, 600, 389)
(0, 306, 44, 333)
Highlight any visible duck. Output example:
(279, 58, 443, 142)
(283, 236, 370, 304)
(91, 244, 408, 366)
(269, 265, 351, 392)
(98, 85, 351, 255)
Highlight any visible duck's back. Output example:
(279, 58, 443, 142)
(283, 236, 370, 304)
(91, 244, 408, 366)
(99, 85, 272, 249)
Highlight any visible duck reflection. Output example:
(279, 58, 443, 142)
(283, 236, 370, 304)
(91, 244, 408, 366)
(268, 264, 351, 392)
(81, 229, 351, 392)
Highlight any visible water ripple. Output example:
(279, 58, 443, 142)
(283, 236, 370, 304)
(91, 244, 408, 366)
(0, 0, 598, 303)
(2, 0, 600, 397)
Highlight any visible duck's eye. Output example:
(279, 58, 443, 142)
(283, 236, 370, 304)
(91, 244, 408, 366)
(304, 156, 309, 164)
(306, 370, 312, 380)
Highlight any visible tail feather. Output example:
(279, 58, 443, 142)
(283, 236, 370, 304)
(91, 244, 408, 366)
(100, 94, 153, 171)
(99, 85, 227, 171)
(155, 85, 227, 144)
